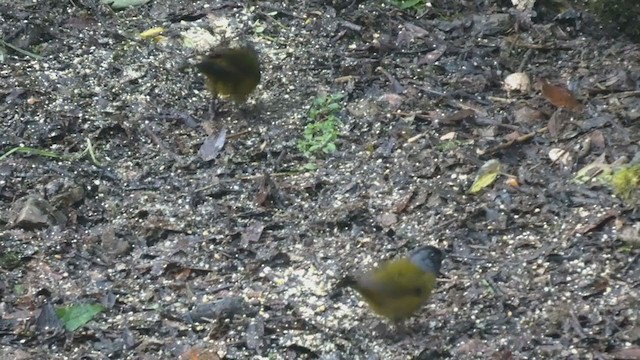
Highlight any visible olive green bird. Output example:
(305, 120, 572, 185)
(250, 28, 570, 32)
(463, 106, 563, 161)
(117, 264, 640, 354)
(337, 245, 444, 323)
(195, 46, 261, 103)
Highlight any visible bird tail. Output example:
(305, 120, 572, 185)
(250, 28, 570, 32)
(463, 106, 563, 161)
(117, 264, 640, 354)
(196, 61, 238, 83)
(334, 275, 357, 289)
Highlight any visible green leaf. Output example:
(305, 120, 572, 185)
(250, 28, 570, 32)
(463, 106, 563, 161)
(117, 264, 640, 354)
(299, 93, 344, 158)
(469, 159, 501, 194)
(302, 163, 318, 171)
(324, 143, 337, 153)
(390, 0, 424, 9)
(55, 304, 105, 331)
(573, 161, 613, 184)
(327, 103, 341, 112)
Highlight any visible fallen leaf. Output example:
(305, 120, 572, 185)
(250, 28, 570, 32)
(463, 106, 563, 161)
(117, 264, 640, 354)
(513, 106, 544, 124)
(618, 223, 640, 248)
(179, 347, 221, 360)
(55, 303, 105, 331)
(589, 130, 606, 149)
(548, 148, 572, 166)
(505, 177, 519, 187)
(440, 131, 457, 140)
(503, 72, 531, 94)
(393, 190, 415, 213)
(538, 79, 583, 111)
(572, 210, 617, 235)
(469, 159, 501, 194)
(256, 173, 273, 206)
(612, 347, 640, 360)
(441, 109, 475, 125)
(241, 221, 265, 247)
(377, 213, 398, 227)
(198, 129, 227, 161)
(140, 27, 165, 39)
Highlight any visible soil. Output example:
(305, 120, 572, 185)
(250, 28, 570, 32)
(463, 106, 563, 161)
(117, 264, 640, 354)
(1, 1, 639, 359)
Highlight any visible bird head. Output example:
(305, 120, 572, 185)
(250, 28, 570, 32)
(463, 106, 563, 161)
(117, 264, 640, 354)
(409, 246, 443, 274)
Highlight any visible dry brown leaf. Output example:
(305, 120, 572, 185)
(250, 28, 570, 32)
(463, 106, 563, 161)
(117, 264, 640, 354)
(393, 190, 415, 213)
(256, 173, 272, 206)
(504, 131, 523, 141)
(179, 347, 221, 360)
(505, 177, 519, 188)
(572, 210, 618, 235)
(513, 106, 545, 124)
(441, 108, 475, 125)
(539, 79, 583, 111)
(612, 347, 640, 360)
(590, 130, 606, 149)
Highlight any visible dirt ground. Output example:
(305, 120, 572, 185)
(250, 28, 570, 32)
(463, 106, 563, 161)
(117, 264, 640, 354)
(1, 0, 640, 359)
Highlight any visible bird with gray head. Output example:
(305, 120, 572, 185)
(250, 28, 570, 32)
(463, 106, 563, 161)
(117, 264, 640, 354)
(337, 245, 444, 323)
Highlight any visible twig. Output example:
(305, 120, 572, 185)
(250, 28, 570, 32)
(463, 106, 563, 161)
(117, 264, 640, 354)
(569, 310, 587, 339)
(598, 90, 640, 99)
(505, 37, 573, 51)
(483, 276, 505, 296)
(481, 127, 548, 155)
(517, 48, 533, 73)
(339, 20, 363, 32)
(622, 252, 640, 275)
(0, 38, 43, 60)
(227, 130, 252, 140)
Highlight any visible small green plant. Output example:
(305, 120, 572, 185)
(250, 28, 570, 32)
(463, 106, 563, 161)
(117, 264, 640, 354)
(0, 138, 102, 166)
(0, 251, 21, 270)
(437, 139, 464, 151)
(389, 0, 425, 10)
(298, 93, 344, 157)
(611, 164, 640, 205)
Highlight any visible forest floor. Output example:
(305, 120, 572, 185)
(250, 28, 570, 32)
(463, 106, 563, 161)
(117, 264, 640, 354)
(1, 0, 639, 359)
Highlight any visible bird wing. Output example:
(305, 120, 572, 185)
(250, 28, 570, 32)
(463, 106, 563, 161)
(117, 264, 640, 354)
(357, 263, 427, 299)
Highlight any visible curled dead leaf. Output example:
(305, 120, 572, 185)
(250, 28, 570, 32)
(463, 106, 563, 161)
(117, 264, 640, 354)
(612, 347, 640, 360)
(505, 177, 519, 188)
(503, 72, 531, 94)
(179, 347, 220, 360)
(538, 79, 583, 112)
(549, 148, 572, 166)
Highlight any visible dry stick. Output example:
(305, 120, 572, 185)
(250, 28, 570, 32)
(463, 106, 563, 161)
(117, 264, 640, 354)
(505, 37, 574, 51)
(486, 96, 516, 104)
(257, 3, 303, 19)
(483, 276, 505, 297)
(0, 38, 43, 59)
(406, 132, 428, 143)
(475, 119, 522, 131)
(339, 20, 363, 32)
(569, 310, 587, 339)
(598, 90, 640, 99)
(143, 123, 179, 160)
(482, 126, 548, 155)
(377, 66, 404, 93)
(227, 130, 252, 140)
(403, 86, 491, 143)
(623, 252, 640, 275)
(517, 48, 534, 73)
(416, 85, 490, 112)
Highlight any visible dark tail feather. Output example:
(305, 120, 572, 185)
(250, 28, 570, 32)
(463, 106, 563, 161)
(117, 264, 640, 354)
(329, 275, 357, 300)
(196, 61, 239, 83)
(334, 275, 357, 290)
